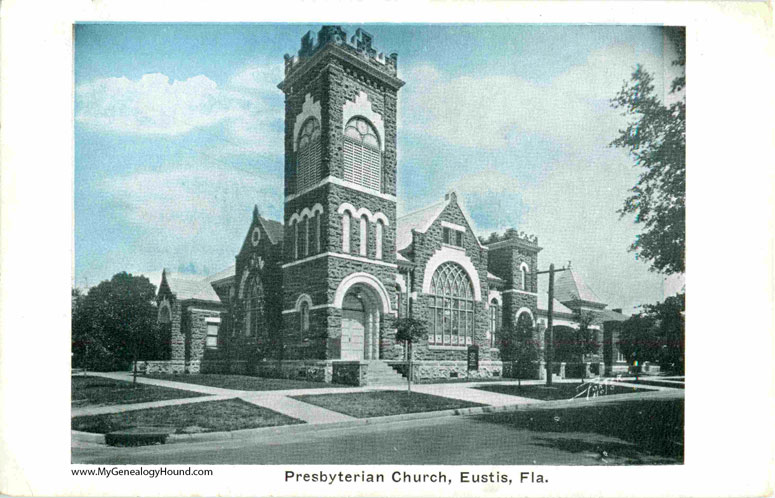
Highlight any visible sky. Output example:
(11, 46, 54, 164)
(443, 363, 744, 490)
(74, 23, 679, 313)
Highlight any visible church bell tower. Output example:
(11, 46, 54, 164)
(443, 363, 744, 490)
(278, 26, 404, 361)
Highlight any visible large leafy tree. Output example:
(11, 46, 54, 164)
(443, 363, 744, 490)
(646, 292, 685, 374)
(617, 313, 661, 379)
(611, 27, 686, 275)
(617, 292, 685, 376)
(72, 272, 162, 371)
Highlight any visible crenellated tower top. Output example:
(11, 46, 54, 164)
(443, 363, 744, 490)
(283, 26, 398, 79)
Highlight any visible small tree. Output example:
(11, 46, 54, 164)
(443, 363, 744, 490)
(552, 311, 599, 383)
(394, 317, 429, 393)
(501, 313, 540, 387)
(572, 310, 600, 383)
(617, 313, 660, 380)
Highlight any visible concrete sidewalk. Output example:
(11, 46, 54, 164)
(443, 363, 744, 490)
(72, 394, 233, 417)
(77, 371, 678, 425)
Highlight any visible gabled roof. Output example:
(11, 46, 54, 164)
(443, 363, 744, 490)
(258, 217, 284, 245)
(537, 292, 575, 315)
(553, 269, 606, 307)
(161, 271, 222, 302)
(206, 264, 236, 286)
(396, 199, 448, 251)
(395, 191, 484, 253)
(596, 308, 628, 323)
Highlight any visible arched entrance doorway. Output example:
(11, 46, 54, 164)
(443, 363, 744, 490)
(340, 284, 381, 360)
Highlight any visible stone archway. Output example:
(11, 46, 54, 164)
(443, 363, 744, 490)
(340, 284, 382, 360)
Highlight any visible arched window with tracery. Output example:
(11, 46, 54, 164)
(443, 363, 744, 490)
(296, 118, 322, 192)
(428, 262, 475, 346)
(245, 276, 264, 337)
(343, 117, 381, 191)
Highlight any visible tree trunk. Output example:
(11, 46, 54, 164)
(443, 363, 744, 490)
(407, 341, 413, 394)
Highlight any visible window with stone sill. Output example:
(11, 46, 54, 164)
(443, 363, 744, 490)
(442, 227, 464, 248)
(343, 116, 381, 192)
(206, 323, 219, 349)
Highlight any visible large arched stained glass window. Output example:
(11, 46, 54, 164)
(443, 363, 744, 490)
(343, 117, 381, 191)
(296, 117, 321, 192)
(428, 262, 474, 346)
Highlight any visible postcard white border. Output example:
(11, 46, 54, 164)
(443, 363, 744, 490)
(1, 1, 773, 497)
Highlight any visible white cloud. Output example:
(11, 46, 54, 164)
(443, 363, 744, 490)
(400, 45, 664, 151)
(76, 63, 286, 154)
(76, 73, 244, 135)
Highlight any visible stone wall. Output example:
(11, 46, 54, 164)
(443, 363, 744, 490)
(132, 360, 186, 375)
(389, 360, 503, 381)
(255, 360, 333, 383)
(331, 361, 367, 386)
(183, 306, 222, 374)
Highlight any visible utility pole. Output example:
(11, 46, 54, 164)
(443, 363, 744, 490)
(536, 261, 571, 386)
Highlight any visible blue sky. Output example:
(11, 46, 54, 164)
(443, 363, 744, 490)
(74, 23, 676, 312)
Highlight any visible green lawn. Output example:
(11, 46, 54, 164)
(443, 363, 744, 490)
(293, 390, 484, 418)
(474, 382, 655, 401)
(72, 398, 303, 434)
(144, 373, 347, 391)
(474, 398, 684, 464)
(72, 376, 204, 408)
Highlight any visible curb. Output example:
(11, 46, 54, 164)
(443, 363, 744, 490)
(72, 388, 682, 446)
(72, 431, 106, 444)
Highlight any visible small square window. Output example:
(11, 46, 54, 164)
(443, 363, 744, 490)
(455, 231, 463, 247)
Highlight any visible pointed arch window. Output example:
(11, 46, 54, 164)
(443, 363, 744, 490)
(245, 276, 264, 337)
(343, 117, 381, 191)
(296, 118, 322, 193)
(428, 262, 475, 346)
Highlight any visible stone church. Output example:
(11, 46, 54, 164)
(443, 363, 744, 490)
(144, 26, 629, 384)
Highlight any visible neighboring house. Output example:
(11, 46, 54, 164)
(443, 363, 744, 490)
(536, 270, 629, 375)
(143, 26, 629, 383)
